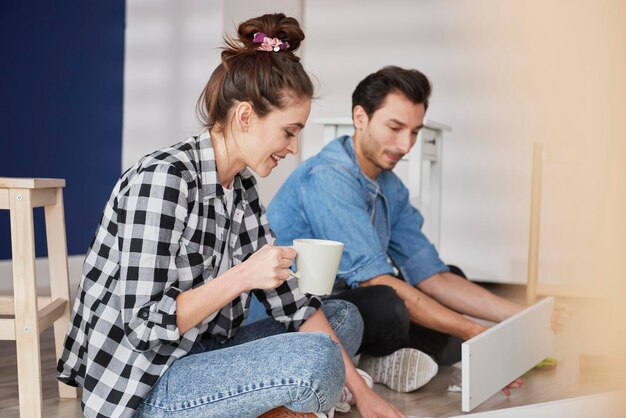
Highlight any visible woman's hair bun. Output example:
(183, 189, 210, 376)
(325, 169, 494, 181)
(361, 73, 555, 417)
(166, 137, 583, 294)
(198, 13, 313, 130)
(223, 13, 305, 58)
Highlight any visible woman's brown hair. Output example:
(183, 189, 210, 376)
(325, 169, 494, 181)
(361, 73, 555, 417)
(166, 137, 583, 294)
(197, 13, 314, 131)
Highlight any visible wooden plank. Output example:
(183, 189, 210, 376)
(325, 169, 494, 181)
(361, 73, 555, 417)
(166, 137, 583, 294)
(526, 142, 544, 305)
(449, 390, 626, 418)
(30, 188, 57, 208)
(0, 189, 8, 210)
(38, 298, 67, 332)
(0, 296, 51, 315)
(0, 178, 65, 189)
(313, 117, 451, 132)
(0, 295, 16, 315)
(9, 188, 44, 417)
(44, 187, 79, 398)
(535, 283, 604, 299)
(462, 297, 555, 412)
(0, 318, 16, 340)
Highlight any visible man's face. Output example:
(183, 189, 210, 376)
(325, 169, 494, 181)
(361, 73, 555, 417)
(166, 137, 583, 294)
(353, 92, 425, 179)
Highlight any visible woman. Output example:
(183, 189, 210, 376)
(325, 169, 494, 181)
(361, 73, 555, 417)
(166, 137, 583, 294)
(57, 13, 404, 418)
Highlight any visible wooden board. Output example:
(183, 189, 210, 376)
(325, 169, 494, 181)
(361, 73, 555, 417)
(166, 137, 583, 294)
(462, 297, 555, 412)
(0, 178, 65, 189)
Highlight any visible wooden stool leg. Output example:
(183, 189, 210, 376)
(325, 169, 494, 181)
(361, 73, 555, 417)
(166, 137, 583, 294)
(45, 187, 79, 399)
(9, 188, 43, 418)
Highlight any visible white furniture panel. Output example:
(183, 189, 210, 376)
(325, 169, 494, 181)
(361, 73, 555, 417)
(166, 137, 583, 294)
(462, 297, 555, 412)
(314, 118, 450, 249)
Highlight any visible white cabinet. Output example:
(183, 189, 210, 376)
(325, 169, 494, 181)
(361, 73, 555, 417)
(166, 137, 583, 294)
(314, 118, 451, 249)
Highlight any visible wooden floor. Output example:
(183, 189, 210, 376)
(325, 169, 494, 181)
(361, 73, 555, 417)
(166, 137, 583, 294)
(0, 327, 82, 418)
(1, 284, 624, 417)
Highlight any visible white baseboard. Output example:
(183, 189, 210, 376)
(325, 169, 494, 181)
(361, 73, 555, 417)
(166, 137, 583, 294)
(0, 255, 84, 296)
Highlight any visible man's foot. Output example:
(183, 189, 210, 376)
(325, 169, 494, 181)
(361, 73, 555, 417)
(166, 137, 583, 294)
(358, 348, 438, 392)
(258, 406, 326, 417)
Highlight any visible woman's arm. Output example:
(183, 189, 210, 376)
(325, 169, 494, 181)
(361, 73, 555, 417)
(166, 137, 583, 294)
(175, 265, 247, 333)
(177, 245, 296, 334)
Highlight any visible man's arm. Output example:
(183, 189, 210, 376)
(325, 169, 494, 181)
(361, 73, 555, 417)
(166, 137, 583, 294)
(384, 178, 524, 336)
(417, 272, 524, 323)
(361, 274, 487, 340)
(362, 274, 525, 396)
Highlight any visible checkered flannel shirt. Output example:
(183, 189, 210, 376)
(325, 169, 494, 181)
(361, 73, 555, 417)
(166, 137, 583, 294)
(57, 131, 322, 418)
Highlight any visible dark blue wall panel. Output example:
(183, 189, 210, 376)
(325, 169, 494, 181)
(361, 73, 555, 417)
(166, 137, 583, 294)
(0, 1, 125, 259)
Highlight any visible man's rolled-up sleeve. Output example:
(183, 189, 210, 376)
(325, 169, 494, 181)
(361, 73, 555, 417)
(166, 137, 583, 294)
(388, 185, 449, 286)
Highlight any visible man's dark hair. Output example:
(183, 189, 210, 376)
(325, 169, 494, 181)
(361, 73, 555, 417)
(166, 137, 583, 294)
(351, 66, 432, 119)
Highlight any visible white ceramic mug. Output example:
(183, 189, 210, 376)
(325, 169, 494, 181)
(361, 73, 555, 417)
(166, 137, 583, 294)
(289, 238, 344, 296)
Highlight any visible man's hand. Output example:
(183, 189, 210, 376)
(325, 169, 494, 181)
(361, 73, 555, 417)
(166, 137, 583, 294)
(502, 377, 524, 396)
(468, 323, 490, 340)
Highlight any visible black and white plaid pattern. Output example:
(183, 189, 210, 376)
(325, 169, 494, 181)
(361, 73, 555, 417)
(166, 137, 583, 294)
(57, 131, 321, 418)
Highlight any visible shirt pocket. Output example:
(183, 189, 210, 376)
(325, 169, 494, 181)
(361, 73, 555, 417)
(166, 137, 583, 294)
(176, 245, 216, 288)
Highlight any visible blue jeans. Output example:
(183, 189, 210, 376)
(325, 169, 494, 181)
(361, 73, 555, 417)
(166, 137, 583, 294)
(135, 300, 363, 417)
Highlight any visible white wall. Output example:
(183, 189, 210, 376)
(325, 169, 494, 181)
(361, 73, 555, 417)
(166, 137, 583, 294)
(122, 0, 224, 170)
(302, 0, 626, 285)
(4, 1, 623, 295)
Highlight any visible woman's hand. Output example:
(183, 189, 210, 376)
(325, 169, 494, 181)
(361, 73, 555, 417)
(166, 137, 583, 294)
(239, 244, 295, 291)
(353, 385, 406, 418)
(299, 310, 405, 417)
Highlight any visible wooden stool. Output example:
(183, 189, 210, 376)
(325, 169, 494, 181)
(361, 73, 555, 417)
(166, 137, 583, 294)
(0, 178, 78, 417)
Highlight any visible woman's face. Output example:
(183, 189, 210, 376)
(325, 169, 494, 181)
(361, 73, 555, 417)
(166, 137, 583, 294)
(243, 97, 312, 177)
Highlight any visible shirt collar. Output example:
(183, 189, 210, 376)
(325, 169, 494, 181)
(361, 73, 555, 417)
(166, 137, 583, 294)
(196, 131, 255, 205)
(340, 135, 381, 193)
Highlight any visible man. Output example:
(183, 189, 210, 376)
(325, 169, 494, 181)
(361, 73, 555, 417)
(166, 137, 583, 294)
(267, 66, 525, 393)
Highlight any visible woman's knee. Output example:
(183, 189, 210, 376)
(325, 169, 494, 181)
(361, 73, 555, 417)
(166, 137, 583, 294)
(291, 333, 345, 412)
(321, 300, 364, 356)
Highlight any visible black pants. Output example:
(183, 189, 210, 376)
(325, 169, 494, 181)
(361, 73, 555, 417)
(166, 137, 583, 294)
(329, 265, 466, 366)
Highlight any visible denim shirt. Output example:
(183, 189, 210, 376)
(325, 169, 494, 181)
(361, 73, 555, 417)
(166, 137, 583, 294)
(267, 135, 449, 288)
